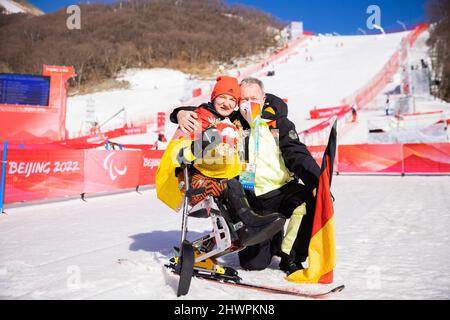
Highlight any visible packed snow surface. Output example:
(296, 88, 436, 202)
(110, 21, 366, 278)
(1, 176, 449, 299)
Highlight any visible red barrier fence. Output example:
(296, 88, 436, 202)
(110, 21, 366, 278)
(300, 105, 353, 145)
(5, 149, 85, 203)
(309, 105, 349, 120)
(308, 143, 450, 174)
(337, 144, 403, 173)
(398, 110, 443, 118)
(1, 142, 449, 205)
(192, 88, 202, 97)
(342, 23, 429, 111)
(403, 143, 450, 173)
(300, 24, 429, 145)
(408, 23, 429, 48)
(1, 149, 163, 204)
(336, 143, 450, 174)
(65, 124, 150, 149)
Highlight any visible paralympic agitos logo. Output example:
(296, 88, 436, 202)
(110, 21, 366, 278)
(103, 153, 127, 181)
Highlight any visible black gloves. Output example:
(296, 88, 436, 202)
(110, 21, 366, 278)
(177, 127, 222, 165)
(177, 147, 194, 165)
(192, 127, 221, 158)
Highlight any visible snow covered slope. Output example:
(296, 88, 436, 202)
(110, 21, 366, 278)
(66, 69, 189, 138)
(0, 0, 24, 13)
(65, 32, 408, 142)
(1, 176, 449, 299)
(339, 30, 450, 145)
(2, 30, 450, 300)
(262, 32, 407, 130)
(0, 0, 43, 15)
(67, 29, 450, 147)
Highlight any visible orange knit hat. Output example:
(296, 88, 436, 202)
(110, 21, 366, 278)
(211, 76, 241, 102)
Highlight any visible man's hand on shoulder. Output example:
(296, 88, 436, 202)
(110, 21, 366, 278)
(264, 93, 288, 118)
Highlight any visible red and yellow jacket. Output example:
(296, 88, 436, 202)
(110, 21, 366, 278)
(156, 103, 241, 211)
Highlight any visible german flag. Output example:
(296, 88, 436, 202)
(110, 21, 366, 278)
(287, 121, 337, 284)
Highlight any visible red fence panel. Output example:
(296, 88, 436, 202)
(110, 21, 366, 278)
(4, 149, 85, 203)
(338, 144, 403, 173)
(307, 145, 327, 167)
(192, 88, 202, 97)
(139, 150, 164, 185)
(83, 150, 141, 194)
(3, 141, 449, 205)
(307, 145, 340, 172)
(403, 143, 450, 173)
(3, 149, 166, 204)
(309, 106, 348, 120)
(408, 23, 429, 47)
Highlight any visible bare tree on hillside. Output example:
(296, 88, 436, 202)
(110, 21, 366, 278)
(427, 0, 450, 101)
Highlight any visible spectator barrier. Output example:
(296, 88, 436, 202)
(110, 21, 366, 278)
(309, 105, 350, 120)
(0, 148, 164, 205)
(1, 142, 448, 206)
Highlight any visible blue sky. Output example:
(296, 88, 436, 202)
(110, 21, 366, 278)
(29, 0, 428, 35)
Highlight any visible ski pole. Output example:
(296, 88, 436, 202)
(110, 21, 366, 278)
(0, 140, 8, 214)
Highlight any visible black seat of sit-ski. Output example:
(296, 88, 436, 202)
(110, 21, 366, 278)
(187, 195, 222, 219)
